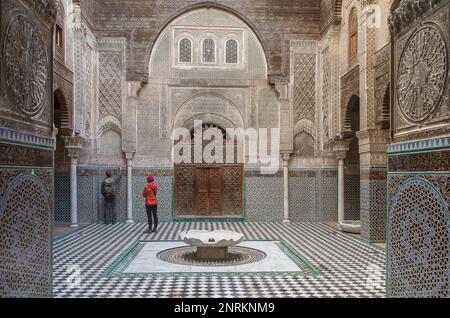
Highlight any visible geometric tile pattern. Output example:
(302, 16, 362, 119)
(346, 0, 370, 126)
(289, 170, 339, 222)
(289, 177, 317, 221)
(0, 172, 52, 297)
(59, 170, 345, 225)
(53, 222, 386, 298)
(361, 179, 387, 243)
(78, 175, 95, 224)
(63, 169, 339, 224)
(344, 176, 360, 220)
(245, 177, 284, 222)
(387, 177, 449, 298)
(54, 175, 70, 223)
(55, 171, 128, 224)
(318, 172, 338, 222)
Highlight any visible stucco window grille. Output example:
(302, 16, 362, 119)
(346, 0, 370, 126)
(225, 39, 238, 64)
(179, 38, 192, 63)
(202, 38, 215, 63)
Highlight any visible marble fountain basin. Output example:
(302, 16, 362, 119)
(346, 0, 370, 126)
(179, 230, 244, 260)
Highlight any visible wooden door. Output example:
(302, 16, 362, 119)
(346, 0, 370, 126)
(194, 167, 223, 215)
(208, 167, 223, 215)
(195, 168, 210, 215)
(174, 164, 242, 218)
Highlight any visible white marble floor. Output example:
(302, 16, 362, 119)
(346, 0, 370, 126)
(124, 241, 303, 274)
(53, 222, 386, 297)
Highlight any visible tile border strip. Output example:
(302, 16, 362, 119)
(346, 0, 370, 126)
(0, 127, 55, 150)
(387, 136, 450, 155)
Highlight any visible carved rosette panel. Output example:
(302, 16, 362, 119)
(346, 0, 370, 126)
(3, 13, 49, 117)
(397, 25, 448, 123)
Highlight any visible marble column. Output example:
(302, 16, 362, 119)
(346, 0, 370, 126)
(282, 153, 290, 223)
(70, 157, 78, 227)
(64, 136, 85, 228)
(337, 158, 345, 224)
(333, 138, 351, 226)
(125, 152, 135, 223)
(271, 79, 293, 224)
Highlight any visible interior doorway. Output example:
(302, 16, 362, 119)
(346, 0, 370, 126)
(345, 95, 361, 221)
(173, 123, 244, 219)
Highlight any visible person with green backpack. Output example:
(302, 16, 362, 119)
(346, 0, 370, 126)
(101, 169, 120, 224)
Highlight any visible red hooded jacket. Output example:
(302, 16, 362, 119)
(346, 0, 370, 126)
(143, 182, 158, 206)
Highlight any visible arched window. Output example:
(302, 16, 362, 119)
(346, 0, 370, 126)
(225, 39, 238, 64)
(349, 8, 358, 64)
(55, 2, 64, 58)
(179, 38, 192, 63)
(202, 38, 215, 63)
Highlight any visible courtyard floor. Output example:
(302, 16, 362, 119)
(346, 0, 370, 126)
(53, 222, 386, 298)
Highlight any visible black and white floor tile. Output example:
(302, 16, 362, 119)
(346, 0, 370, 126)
(53, 222, 386, 298)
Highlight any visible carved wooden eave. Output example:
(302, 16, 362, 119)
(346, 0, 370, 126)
(389, 0, 446, 35)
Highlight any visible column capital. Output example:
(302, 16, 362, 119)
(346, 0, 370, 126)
(332, 137, 351, 160)
(269, 75, 289, 101)
(64, 135, 85, 159)
(127, 81, 145, 99)
(124, 152, 135, 161)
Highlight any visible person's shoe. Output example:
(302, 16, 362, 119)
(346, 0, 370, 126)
(144, 229, 151, 234)
(152, 228, 157, 233)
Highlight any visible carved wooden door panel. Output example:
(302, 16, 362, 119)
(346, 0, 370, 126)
(174, 165, 195, 215)
(195, 168, 210, 214)
(174, 164, 242, 217)
(208, 167, 223, 215)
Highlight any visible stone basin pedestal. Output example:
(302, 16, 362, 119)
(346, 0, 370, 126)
(197, 246, 228, 260)
(179, 230, 244, 260)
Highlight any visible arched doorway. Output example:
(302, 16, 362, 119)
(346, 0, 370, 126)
(173, 123, 244, 219)
(344, 95, 360, 221)
(54, 90, 71, 223)
(142, 7, 270, 221)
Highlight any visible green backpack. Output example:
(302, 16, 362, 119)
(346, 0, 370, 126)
(103, 178, 116, 199)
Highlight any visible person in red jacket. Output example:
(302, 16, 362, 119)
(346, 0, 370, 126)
(143, 175, 158, 233)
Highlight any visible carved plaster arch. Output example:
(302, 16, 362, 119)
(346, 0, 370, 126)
(147, 4, 269, 76)
(171, 92, 246, 132)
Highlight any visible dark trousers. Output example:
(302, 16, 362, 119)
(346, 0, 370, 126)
(146, 205, 158, 230)
(104, 199, 116, 224)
